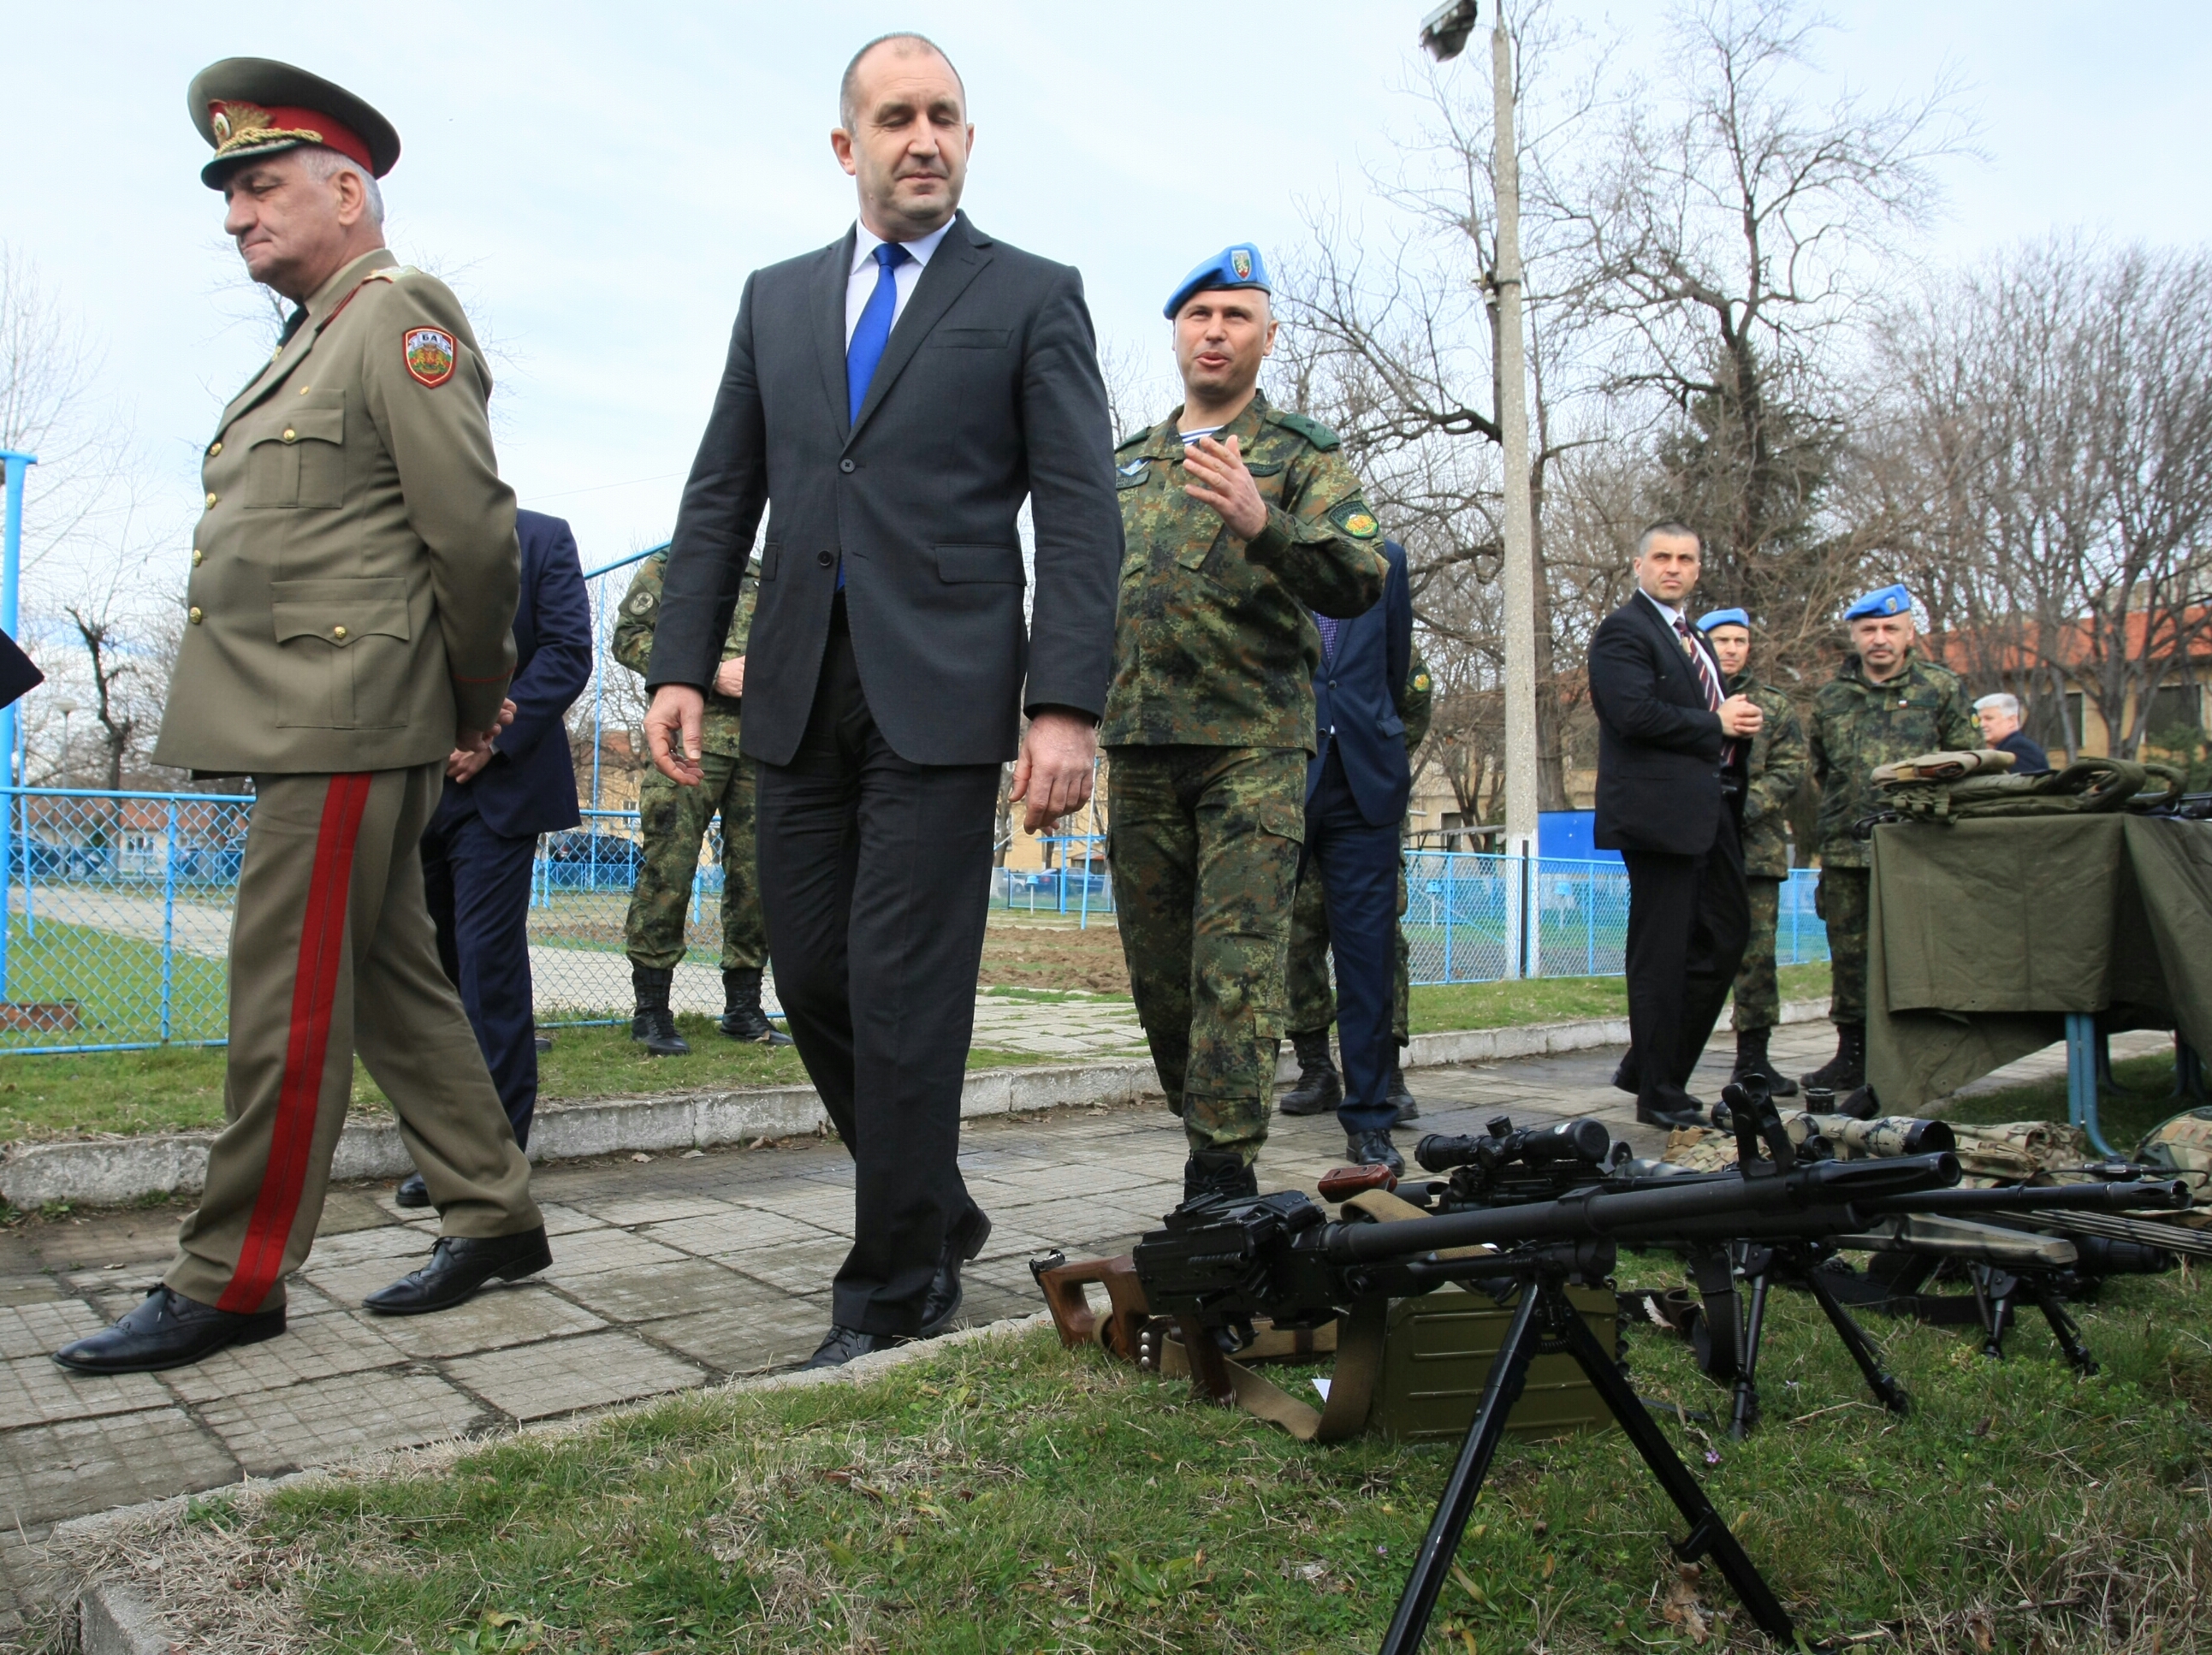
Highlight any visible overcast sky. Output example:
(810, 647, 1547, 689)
(12, 0, 2212, 579)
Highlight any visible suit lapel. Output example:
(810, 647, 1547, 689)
(846, 213, 993, 448)
(813, 229, 858, 440)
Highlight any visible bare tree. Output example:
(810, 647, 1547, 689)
(1873, 237, 2212, 759)
(1553, 0, 1972, 680)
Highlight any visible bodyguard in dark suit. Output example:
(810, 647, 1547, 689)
(406, 508, 591, 1200)
(1296, 537, 1414, 1146)
(1588, 522, 1764, 1127)
(643, 34, 1119, 1367)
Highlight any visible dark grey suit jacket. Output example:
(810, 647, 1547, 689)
(1587, 592, 1738, 857)
(648, 212, 1123, 767)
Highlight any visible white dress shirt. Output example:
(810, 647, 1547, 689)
(846, 219, 954, 346)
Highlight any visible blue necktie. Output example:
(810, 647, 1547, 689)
(840, 242, 911, 590)
(1314, 613, 1341, 662)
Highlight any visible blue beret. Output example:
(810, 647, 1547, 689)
(1844, 584, 1914, 622)
(1164, 243, 1271, 320)
(1696, 608, 1750, 633)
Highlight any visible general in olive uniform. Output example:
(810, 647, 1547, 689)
(1696, 608, 1808, 1097)
(56, 62, 548, 1377)
(1803, 584, 1977, 1091)
(1105, 246, 1388, 1197)
(1282, 647, 1433, 1119)
(612, 551, 789, 1054)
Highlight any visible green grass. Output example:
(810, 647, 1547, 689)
(1408, 963, 1831, 1035)
(1931, 1050, 2186, 1154)
(0, 1019, 1051, 1144)
(205, 1253, 2212, 1653)
(0, 917, 230, 1047)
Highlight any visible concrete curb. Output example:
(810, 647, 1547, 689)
(3, 1004, 1827, 1212)
(76, 1578, 179, 1654)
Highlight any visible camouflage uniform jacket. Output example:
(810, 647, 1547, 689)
(614, 550, 758, 758)
(1101, 392, 1388, 751)
(1808, 650, 1978, 868)
(1727, 671, 1807, 880)
(1403, 645, 1436, 755)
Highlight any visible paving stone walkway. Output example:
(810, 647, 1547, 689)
(0, 1018, 2163, 1635)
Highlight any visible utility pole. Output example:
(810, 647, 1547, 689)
(1426, 0, 1539, 971)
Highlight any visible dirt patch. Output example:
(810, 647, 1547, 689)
(979, 921, 1129, 994)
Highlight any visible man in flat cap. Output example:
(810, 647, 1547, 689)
(56, 59, 549, 1376)
(1696, 608, 1807, 1098)
(1802, 584, 1976, 1093)
(1106, 243, 1389, 1189)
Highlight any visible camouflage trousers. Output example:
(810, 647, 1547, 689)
(1816, 865, 1871, 1026)
(1106, 745, 1306, 1164)
(1287, 858, 1411, 1044)
(1730, 876, 1782, 1033)
(623, 750, 768, 973)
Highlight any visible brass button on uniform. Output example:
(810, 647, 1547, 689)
(188, 607, 204, 625)
(207, 441, 222, 457)
(282, 428, 297, 443)
(332, 625, 348, 639)
(205, 492, 218, 507)
(191, 549, 204, 566)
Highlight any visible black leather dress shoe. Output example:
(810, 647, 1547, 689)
(803, 1325, 908, 1370)
(1635, 1098, 1705, 1130)
(394, 1172, 430, 1209)
(918, 1206, 993, 1339)
(1345, 1128, 1404, 1177)
(362, 1227, 551, 1315)
(53, 1286, 283, 1375)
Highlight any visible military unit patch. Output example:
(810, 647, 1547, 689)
(402, 326, 456, 388)
(1118, 458, 1150, 477)
(1330, 500, 1380, 538)
(1412, 673, 1431, 691)
(1231, 247, 1254, 281)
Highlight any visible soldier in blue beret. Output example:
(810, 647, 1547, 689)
(1803, 584, 1976, 1092)
(1162, 243, 1271, 320)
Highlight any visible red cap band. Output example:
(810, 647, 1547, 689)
(209, 101, 375, 174)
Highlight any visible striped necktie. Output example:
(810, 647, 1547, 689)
(1675, 616, 1736, 765)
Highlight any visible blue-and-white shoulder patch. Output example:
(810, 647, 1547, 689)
(1118, 457, 1150, 477)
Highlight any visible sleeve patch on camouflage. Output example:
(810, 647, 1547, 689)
(628, 591, 656, 614)
(1329, 500, 1381, 538)
(1413, 673, 1431, 691)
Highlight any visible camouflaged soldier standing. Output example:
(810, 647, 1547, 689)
(1804, 584, 1977, 1091)
(613, 551, 789, 1055)
(1106, 244, 1387, 1199)
(1283, 645, 1434, 1120)
(1696, 608, 1808, 1098)
(56, 60, 547, 1379)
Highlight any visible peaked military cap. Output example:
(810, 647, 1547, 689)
(1844, 584, 1914, 622)
(187, 58, 401, 188)
(1164, 243, 1272, 319)
(1696, 607, 1751, 633)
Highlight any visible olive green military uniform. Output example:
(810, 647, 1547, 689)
(1288, 648, 1435, 1041)
(1726, 673, 1808, 1033)
(613, 552, 768, 974)
(1807, 650, 1977, 1023)
(154, 249, 541, 1314)
(1105, 393, 1388, 1163)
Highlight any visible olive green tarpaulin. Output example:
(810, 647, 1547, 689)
(1865, 816, 2212, 1112)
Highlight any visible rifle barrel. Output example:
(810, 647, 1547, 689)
(1864, 1180, 2190, 1218)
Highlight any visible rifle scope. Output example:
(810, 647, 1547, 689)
(1415, 1117, 1612, 1174)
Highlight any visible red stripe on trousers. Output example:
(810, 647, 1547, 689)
(216, 774, 372, 1314)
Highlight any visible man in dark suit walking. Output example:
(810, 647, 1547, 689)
(643, 33, 1119, 1368)
(402, 508, 592, 1203)
(1587, 523, 1764, 1127)
(1287, 537, 1415, 1159)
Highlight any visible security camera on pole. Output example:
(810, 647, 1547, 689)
(1425, 1, 1539, 976)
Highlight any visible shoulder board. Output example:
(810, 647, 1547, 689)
(1264, 408, 1343, 451)
(363, 266, 420, 284)
(1115, 426, 1153, 453)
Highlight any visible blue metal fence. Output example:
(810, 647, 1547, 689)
(0, 780, 1827, 1057)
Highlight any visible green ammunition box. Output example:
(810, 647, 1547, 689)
(1368, 1283, 1617, 1444)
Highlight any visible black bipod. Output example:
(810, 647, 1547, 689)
(1377, 1247, 1796, 1654)
(1687, 1241, 1912, 1439)
(1968, 1264, 2098, 1374)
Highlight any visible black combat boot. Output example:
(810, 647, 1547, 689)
(1183, 1152, 1260, 1203)
(1730, 1026, 1800, 1100)
(1278, 1029, 1343, 1117)
(1800, 1021, 1865, 1093)
(717, 967, 794, 1046)
(1388, 1048, 1420, 1124)
(630, 964, 691, 1057)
